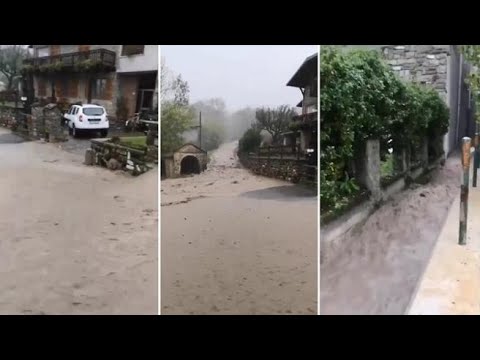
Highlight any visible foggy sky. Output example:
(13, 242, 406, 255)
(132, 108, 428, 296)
(161, 45, 318, 111)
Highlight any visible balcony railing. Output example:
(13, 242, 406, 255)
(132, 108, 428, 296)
(292, 111, 318, 123)
(23, 48, 116, 72)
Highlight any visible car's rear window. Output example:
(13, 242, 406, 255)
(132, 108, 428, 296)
(83, 107, 104, 116)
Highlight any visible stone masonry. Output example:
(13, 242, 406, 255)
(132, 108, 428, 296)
(382, 45, 449, 101)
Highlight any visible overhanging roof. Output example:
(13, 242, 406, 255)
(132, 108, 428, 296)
(287, 53, 318, 88)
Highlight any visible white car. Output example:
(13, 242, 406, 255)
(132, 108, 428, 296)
(64, 104, 109, 138)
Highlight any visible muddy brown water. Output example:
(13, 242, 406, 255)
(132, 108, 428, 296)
(161, 141, 318, 314)
(320, 155, 460, 315)
(0, 128, 158, 314)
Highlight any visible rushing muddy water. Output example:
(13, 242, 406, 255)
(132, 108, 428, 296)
(161, 141, 318, 314)
(321, 155, 460, 315)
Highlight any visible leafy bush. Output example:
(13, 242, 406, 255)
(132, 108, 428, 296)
(238, 127, 262, 154)
(321, 47, 450, 213)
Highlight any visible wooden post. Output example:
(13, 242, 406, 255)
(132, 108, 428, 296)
(459, 137, 471, 245)
(474, 133, 479, 187)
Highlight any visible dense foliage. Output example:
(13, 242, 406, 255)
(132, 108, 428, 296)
(321, 47, 449, 212)
(238, 128, 262, 154)
(161, 102, 194, 154)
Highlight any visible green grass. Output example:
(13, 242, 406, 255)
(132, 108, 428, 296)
(119, 136, 147, 150)
(381, 153, 394, 177)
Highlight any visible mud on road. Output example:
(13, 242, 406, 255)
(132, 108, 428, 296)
(161, 141, 317, 315)
(320, 156, 460, 315)
(0, 127, 158, 314)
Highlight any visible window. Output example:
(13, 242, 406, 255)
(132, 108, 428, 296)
(121, 45, 145, 56)
(68, 106, 74, 114)
(74, 107, 79, 115)
(83, 107, 105, 116)
(92, 79, 107, 100)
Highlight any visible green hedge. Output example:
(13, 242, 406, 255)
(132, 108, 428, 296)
(320, 47, 449, 213)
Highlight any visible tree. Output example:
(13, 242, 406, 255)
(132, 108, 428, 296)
(160, 57, 171, 100)
(228, 107, 256, 141)
(172, 74, 189, 106)
(238, 127, 262, 154)
(254, 105, 296, 144)
(190, 98, 228, 148)
(161, 101, 194, 153)
(201, 122, 225, 151)
(0, 45, 29, 91)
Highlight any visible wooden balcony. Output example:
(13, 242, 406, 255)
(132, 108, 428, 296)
(292, 111, 318, 123)
(23, 48, 116, 73)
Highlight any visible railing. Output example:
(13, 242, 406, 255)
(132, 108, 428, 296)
(251, 144, 303, 160)
(292, 111, 318, 124)
(24, 48, 116, 69)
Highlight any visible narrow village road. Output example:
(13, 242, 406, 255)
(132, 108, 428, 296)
(161, 141, 317, 314)
(0, 127, 157, 314)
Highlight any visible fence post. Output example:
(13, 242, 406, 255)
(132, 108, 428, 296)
(356, 139, 381, 202)
(459, 137, 471, 245)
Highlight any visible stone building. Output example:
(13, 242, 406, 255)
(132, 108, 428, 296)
(24, 45, 158, 121)
(161, 143, 208, 178)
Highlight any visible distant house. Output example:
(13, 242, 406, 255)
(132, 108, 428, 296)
(24, 45, 158, 120)
(284, 52, 318, 154)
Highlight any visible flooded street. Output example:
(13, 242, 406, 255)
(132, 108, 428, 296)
(161, 141, 317, 314)
(320, 156, 460, 315)
(0, 127, 157, 314)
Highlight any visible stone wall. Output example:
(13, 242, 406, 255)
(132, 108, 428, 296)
(0, 106, 17, 128)
(240, 156, 306, 183)
(43, 104, 68, 142)
(381, 45, 474, 155)
(32, 72, 117, 119)
(1, 104, 69, 142)
(382, 45, 449, 100)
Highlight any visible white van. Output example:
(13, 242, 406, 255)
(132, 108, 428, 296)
(64, 104, 109, 138)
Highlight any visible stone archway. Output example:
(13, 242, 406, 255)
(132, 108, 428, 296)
(180, 155, 201, 175)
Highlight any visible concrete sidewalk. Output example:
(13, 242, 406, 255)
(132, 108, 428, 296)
(407, 176, 480, 315)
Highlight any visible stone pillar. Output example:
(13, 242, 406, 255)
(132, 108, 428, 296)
(357, 139, 381, 201)
(85, 149, 95, 165)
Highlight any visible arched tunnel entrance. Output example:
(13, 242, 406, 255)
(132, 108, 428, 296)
(180, 155, 201, 175)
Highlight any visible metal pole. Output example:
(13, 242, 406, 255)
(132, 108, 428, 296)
(474, 133, 479, 187)
(199, 111, 202, 149)
(459, 137, 471, 245)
